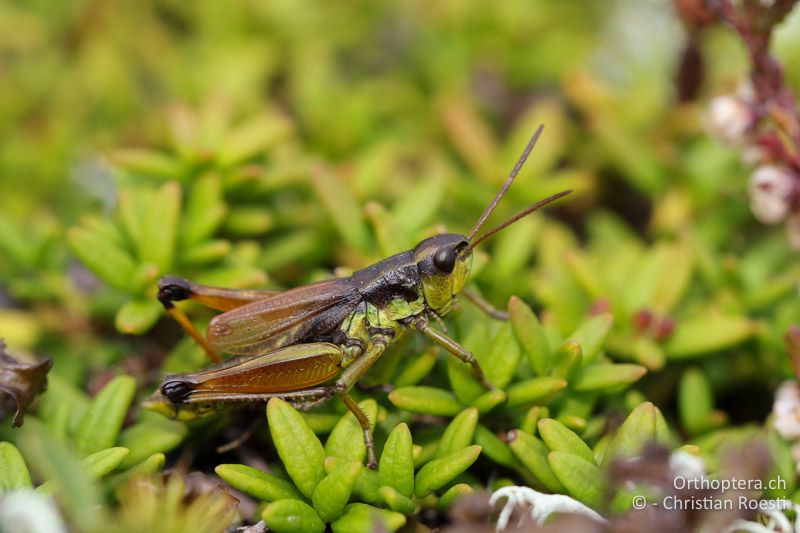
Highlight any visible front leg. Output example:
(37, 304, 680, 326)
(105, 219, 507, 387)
(413, 317, 494, 389)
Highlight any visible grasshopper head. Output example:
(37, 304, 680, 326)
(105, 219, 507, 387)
(414, 233, 472, 314)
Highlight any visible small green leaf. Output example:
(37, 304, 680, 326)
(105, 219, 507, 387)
(379, 423, 414, 499)
(262, 499, 325, 533)
(67, 226, 137, 290)
(365, 202, 409, 256)
(180, 173, 226, 245)
(22, 421, 101, 529)
(679, 368, 715, 436)
(446, 355, 484, 405)
(39, 446, 131, 495)
(393, 174, 446, 233)
(438, 483, 473, 509)
(378, 485, 416, 515)
(118, 416, 187, 469)
(300, 412, 342, 434)
(388, 387, 461, 416)
(267, 398, 326, 498)
(326, 457, 381, 505)
(115, 299, 162, 334)
(124, 453, 165, 477)
(181, 239, 231, 265)
(223, 207, 274, 236)
(506, 377, 568, 408)
(311, 164, 371, 251)
(508, 296, 552, 376)
(548, 451, 605, 508)
(538, 418, 595, 464)
(603, 402, 665, 467)
(474, 425, 517, 469)
(218, 111, 293, 167)
(478, 323, 520, 389)
(331, 503, 406, 533)
(551, 341, 582, 379)
(393, 347, 439, 387)
(83, 447, 129, 479)
(664, 314, 756, 359)
(325, 399, 377, 463)
(313, 460, 362, 522)
(567, 314, 613, 365)
(572, 364, 647, 392)
(141, 182, 182, 271)
(74, 375, 137, 456)
(471, 389, 507, 413)
(437, 408, 478, 458)
(0, 441, 31, 492)
(508, 430, 564, 493)
(216, 464, 302, 502)
(112, 148, 184, 180)
(415, 445, 482, 498)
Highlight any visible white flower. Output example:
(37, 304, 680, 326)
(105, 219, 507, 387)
(0, 490, 68, 533)
(489, 486, 607, 531)
(773, 381, 800, 441)
(669, 450, 706, 479)
(707, 95, 754, 146)
(748, 165, 797, 224)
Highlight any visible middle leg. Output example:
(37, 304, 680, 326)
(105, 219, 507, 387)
(333, 339, 389, 468)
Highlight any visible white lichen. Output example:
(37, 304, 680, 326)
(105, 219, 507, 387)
(489, 485, 607, 531)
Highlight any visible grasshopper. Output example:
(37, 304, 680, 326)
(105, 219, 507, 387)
(145, 125, 569, 468)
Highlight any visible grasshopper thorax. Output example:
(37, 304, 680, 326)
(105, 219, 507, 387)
(414, 233, 472, 314)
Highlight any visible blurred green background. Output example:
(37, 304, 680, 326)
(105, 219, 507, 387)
(3, 0, 800, 529)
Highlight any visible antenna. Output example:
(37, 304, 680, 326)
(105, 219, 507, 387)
(466, 124, 545, 241)
(466, 190, 572, 252)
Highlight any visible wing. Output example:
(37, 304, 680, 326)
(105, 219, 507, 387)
(207, 277, 361, 355)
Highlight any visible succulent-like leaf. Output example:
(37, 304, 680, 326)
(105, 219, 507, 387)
(215, 464, 302, 502)
(509, 296, 553, 376)
(506, 377, 568, 408)
(312, 460, 362, 522)
(325, 399, 377, 463)
(414, 445, 481, 498)
(388, 386, 462, 416)
(310, 164, 371, 251)
(74, 375, 137, 456)
(571, 364, 647, 393)
(664, 314, 755, 359)
(436, 408, 479, 458)
(331, 503, 406, 533)
(0, 441, 31, 492)
(566, 313, 613, 365)
(538, 418, 595, 464)
(378, 423, 414, 499)
(474, 425, 518, 469)
(548, 451, 605, 509)
(262, 499, 325, 533)
(378, 485, 416, 515)
(267, 398, 326, 498)
(118, 416, 187, 469)
(507, 430, 564, 493)
(602, 402, 666, 467)
(438, 483, 473, 509)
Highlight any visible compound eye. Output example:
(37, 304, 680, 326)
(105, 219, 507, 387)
(433, 246, 457, 273)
